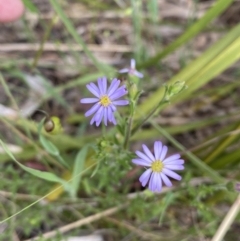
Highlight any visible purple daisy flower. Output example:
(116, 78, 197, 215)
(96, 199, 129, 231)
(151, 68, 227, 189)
(80, 77, 129, 126)
(132, 141, 184, 193)
(119, 59, 144, 78)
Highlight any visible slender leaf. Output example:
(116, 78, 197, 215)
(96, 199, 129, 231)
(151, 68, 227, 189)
(40, 135, 59, 156)
(137, 23, 240, 117)
(22, 0, 38, 13)
(0, 139, 70, 189)
(70, 145, 89, 197)
(49, 0, 112, 74)
(139, 0, 234, 68)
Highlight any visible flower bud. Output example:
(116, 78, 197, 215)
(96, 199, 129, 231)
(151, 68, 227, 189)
(165, 81, 187, 101)
(44, 116, 62, 134)
(129, 83, 138, 100)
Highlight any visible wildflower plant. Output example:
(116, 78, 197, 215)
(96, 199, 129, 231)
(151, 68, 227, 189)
(79, 59, 187, 195)
(0, 58, 188, 230)
(1, 2, 240, 240)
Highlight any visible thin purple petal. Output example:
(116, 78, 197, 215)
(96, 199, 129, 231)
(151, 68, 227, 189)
(107, 107, 113, 122)
(139, 168, 152, 187)
(149, 172, 161, 192)
(135, 151, 152, 163)
(95, 106, 104, 126)
(89, 82, 99, 93)
(155, 173, 162, 192)
(148, 172, 156, 192)
(142, 144, 155, 161)
(107, 79, 120, 96)
(86, 83, 100, 98)
(160, 173, 172, 187)
(132, 159, 151, 167)
(110, 104, 117, 112)
(85, 103, 100, 117)
(164, 159, 184, 165)
(80, 98, 99, 104)
(90, 106, 103, 125)
(107, 109, 117, 125)
(119, 68, 129, 73)
(97, 78, 105, 95)
(90, 115, 95, 125)
(111, 113, 117, 125)
(102, 77, 107, 93)
(163, 154, 180, 164)
(133, 70, 143, 78)
(104, 107, 108, 126)
(160, 145, 168, 160)
(131, 59, 136, 69)
(164, 164, 184, 170)
(154, 141, 162, 160)
(112, 100, 129, 106)
(97, 78, 103, 95)
(109, 86, 128, 100)
(162, 168, 182, 181)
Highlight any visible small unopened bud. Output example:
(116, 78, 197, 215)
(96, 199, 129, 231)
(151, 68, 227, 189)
(100, 140, 108, 148)
(129, 83, 138, 100)
(165, 81, 187, 101)
(170, 81, 186, 95)
(44, 116, 62, 134)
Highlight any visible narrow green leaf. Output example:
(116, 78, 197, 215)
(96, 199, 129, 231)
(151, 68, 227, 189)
(205, 123, 240, 164)
(22, 0, 38, 13)
(159, 193, 175, 225)
(137, 23, 240, 117)
(0, 139, 70, 189)
(38, 118, 69, 168)
(139, 0, 234, 68)
(38, 117, 46, 134)
(70, 146, 89, 197)
(39, 135, 59, 156)
(19, 165, 70, 190)
(38, 117, 60, 156)
(49, 0, 112, 74)
(212, 149, 240, 169)
(147, 0, 158, 24)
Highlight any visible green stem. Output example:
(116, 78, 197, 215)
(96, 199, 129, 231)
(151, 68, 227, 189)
(31, 16, 58, 71)
(0, 72, 19, 110)
(0, 72, 33, 139)
(131, 96, 168, 136)
(137, 0, 233, 69)
(123, 115, 133, 149)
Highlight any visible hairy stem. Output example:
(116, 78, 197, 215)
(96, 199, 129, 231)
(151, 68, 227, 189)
(131, 95, 168, 136)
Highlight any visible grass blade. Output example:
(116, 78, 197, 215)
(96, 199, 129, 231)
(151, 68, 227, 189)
(139, 0, 234, 68)
(137, 23, 240, 116)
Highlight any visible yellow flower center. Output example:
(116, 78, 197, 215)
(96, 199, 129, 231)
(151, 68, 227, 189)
(151, 160, 164, 173)
(100, 95, 111, 107)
